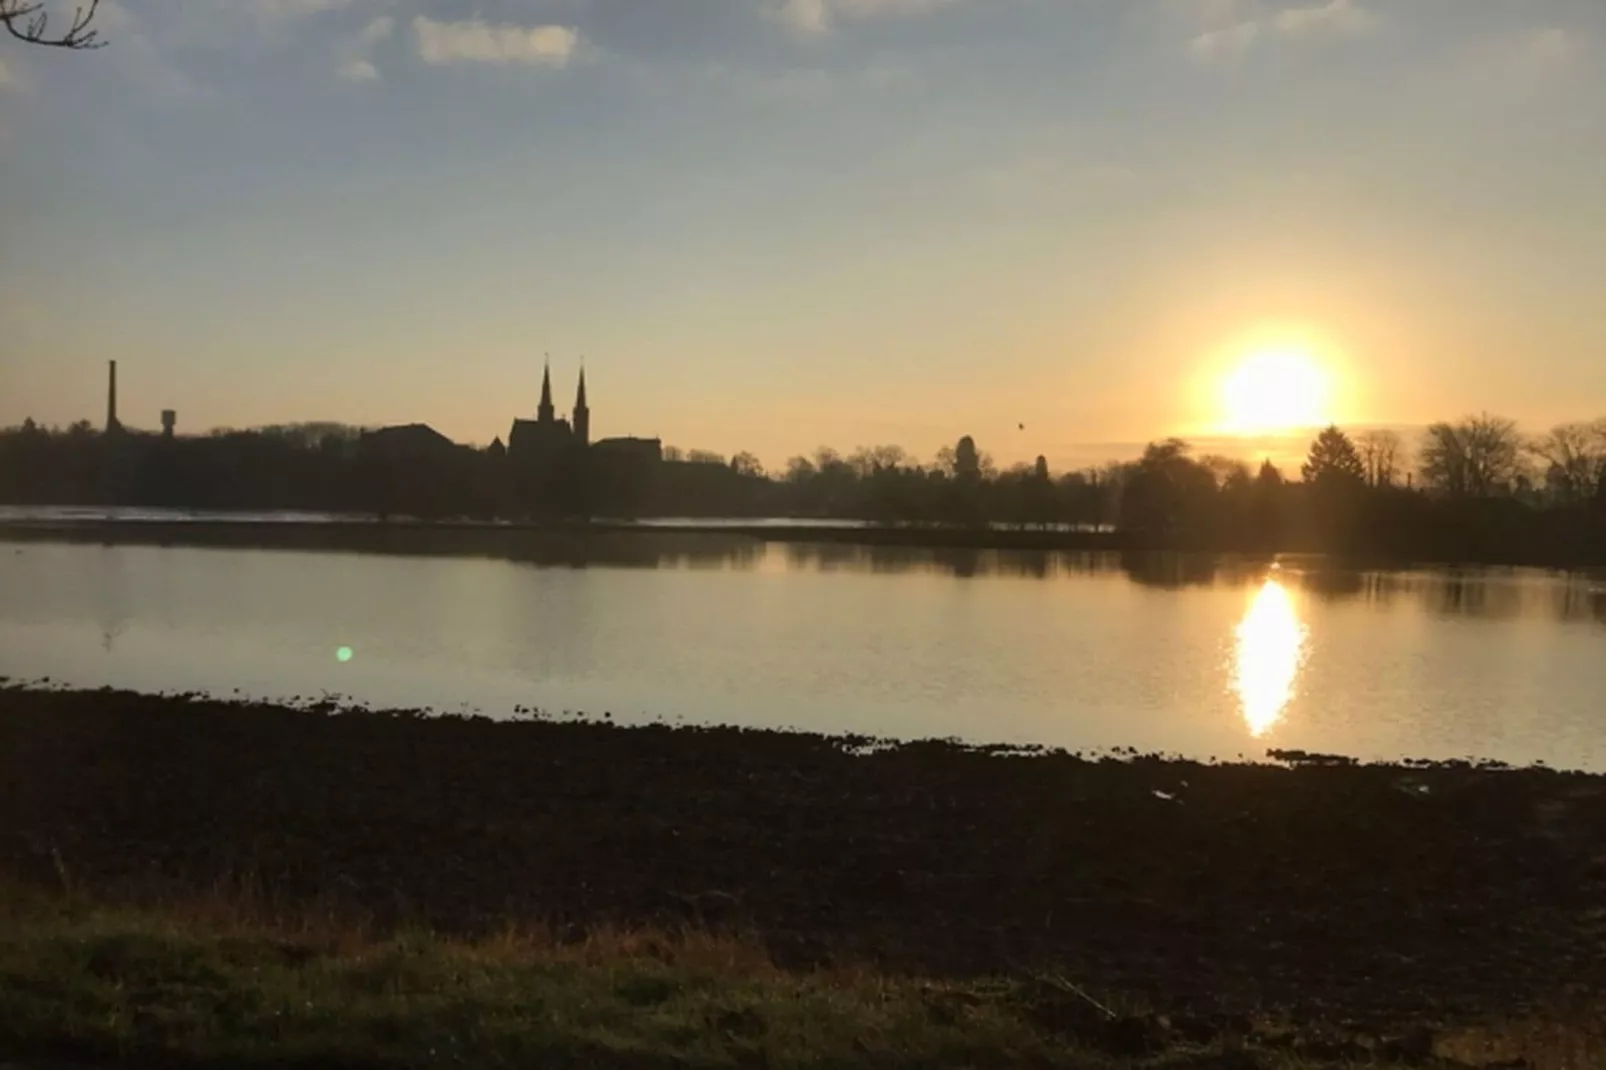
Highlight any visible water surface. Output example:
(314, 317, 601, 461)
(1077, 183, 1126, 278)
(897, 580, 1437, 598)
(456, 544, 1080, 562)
(3, 540, 1603, 768)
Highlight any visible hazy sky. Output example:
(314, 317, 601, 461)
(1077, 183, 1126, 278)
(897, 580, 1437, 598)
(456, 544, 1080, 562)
(3, 0, 1603, 469)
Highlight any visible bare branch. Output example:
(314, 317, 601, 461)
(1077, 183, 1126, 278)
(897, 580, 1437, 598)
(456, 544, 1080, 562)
(0, 0, 103, 50)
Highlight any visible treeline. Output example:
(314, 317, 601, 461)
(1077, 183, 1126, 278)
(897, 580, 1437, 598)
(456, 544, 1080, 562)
(3, 414, 1605, 564)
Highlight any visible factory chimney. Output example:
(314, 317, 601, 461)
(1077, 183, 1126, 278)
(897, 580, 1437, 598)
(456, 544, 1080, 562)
(106, 360, 120, 433)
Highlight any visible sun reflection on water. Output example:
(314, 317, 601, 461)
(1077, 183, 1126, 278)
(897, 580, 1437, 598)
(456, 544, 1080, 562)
(1233, 577, 1308, 737)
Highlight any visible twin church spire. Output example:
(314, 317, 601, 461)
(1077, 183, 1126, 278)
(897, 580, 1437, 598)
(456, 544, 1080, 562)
(537, 355, 589, 447)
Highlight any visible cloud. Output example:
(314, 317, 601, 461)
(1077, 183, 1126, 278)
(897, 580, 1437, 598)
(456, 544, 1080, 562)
(1189, 20, 1259, 61)
(337, 14, 392, 81)
(249, 0, 370, 16)
(0, 58, 17, 89)
(1272, 0, 1376, 39)
(1452, 26, 1586, 89)
(92, 1, 199, 97)
(1188, 0, 1376, 62)
(337, 58, 380, 81)
(358, 14, 394, 47)
(1513, 27, 1581, 71)
(774, 0, 830, 37)
(413, 16, 579, 67)
(771, 0, 956, 38)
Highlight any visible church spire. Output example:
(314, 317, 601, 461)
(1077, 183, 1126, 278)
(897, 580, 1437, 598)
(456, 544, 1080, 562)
(538, 355, 555, 424)
(573, 360, 590, 447)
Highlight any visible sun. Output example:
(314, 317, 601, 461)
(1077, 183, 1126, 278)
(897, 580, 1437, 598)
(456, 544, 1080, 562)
(1219, 345, 1332, 436)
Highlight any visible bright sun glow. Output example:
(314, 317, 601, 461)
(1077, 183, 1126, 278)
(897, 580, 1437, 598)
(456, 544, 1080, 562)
(1219, 345, 1332, 435)
(1232, 577, 1307, 738)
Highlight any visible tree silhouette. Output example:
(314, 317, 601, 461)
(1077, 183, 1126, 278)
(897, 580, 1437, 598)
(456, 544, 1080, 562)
(1120, 439, 1217, 537)
(1528, 422, 1606, 506)
(1356, 429, 1403, 488)
(1420, 414, 1523, 498)
(1301, 426, 1365, 488)
(729, 451, 765, 479)
(1, 0, 102, 49)
(954, 436, 981, 482)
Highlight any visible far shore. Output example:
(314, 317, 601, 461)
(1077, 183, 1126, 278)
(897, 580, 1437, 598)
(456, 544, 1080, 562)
(3, 513, 1604, 569)
(0, 515, 1125, 555)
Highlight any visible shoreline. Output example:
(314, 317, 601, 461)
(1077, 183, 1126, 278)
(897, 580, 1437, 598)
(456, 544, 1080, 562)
(4, 514, 1605, 570)
(3, 685, 1604, 1039)
(1, 516, 1128, 557)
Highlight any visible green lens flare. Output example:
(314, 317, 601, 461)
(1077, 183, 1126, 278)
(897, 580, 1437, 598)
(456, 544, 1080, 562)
(336, 646, 354, 663)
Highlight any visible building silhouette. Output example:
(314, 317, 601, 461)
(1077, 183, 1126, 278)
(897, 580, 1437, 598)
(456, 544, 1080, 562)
(106, 360, 121, 434)
(498, 360, 662, 518)
(507, 360, 577, 466)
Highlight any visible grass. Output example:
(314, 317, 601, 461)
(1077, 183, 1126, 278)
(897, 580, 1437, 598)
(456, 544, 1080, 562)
(0, 884, 1599, 1070)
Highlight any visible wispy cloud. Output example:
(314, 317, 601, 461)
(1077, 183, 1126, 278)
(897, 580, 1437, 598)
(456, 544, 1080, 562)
(1510, 27, 1582, 72)
(250, 0, 372, 16)
(337, 14, 393, 82)
(93, 1, 199, 97)
(413, 16, 579, 68)
(771, 0, 956, 38)
(1189, 20, 1259, 61)
(1451, 26, 1587, 90)
(1188, 0, 1376, 62)
(1272, 0, 1376, 39)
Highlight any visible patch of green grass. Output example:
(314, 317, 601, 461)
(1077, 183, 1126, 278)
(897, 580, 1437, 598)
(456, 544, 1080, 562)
(0, 884, 1595, 1069)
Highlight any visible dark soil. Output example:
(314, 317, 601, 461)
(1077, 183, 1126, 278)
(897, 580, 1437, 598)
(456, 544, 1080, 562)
(3, 685, 1604, 1031)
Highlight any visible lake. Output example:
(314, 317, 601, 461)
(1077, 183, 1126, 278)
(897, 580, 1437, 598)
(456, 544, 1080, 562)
(3, 538, 1604, 769)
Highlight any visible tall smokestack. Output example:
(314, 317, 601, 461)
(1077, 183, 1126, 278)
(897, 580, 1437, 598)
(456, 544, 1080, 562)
(106, 360, 119, 433)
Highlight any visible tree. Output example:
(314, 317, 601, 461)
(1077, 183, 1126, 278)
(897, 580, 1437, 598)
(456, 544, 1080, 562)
(1, 0, 102, 49)
(1528, 421, 1606, 507)
(1301, 426, 1365, 489)
(848, 444, 907, 477)
(954, 435, 981, 482)
(729, 451, 765, 479)
(1119, 438, 1217, 536)
(783, 455, 816, 484)
(1356, 429, 1403, 488)
(1419, 414, 1523, 498)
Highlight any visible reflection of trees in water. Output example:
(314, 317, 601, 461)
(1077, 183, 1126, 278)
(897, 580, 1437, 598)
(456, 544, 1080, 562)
(1295, 568, 1365, 601)
(1349, 569, 1552, 622)
(781, 544, 1122, 580)
(506, 534, 762, 571)
(1118, 552, 1221, 589)
(1549, 581, 1606, 625)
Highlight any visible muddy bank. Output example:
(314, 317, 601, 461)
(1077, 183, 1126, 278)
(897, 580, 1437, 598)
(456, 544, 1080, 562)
(2, 686, 1604, 1030)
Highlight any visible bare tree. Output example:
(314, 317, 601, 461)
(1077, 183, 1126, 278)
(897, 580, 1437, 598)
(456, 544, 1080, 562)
(1528, 421, 1606, 506)
(729, 451, 765, 478)
(1, 0, 103, 49)
(1418, 413, 1524, 498)
(1355, 429, 1403, 488)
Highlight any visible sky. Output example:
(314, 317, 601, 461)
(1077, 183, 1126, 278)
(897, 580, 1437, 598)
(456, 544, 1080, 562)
(2, 0, 1604, 471)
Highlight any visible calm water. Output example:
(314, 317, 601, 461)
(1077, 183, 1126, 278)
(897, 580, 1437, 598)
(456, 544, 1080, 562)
(3, 540, 1605, 769)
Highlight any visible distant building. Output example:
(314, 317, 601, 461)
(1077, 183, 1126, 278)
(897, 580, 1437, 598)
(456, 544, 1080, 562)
(502, 361, 662, 517)
(507, 361, 579, 466)
(106, 361, 121, 434)
(161, 410, 176, 439)
(591, 436, 663, 467)
(360, 423, 461, 461)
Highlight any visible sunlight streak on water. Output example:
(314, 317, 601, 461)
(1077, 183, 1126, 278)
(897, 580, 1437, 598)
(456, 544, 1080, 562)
(1233, 577, 1308, 737)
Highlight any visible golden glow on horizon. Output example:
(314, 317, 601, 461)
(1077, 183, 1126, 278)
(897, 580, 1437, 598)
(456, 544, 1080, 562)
(1218, 343, 1334, 436)
(1232, 575, 1307, 738)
